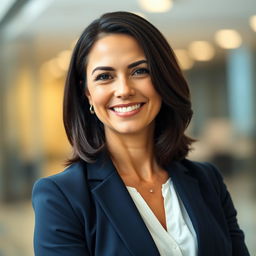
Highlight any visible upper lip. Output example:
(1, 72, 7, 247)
(109, 102, 145, 109)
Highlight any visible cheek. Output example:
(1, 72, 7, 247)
(146, 84, 161, 102)
(88, 87, 111, 108)
(148, 89, 162, 111)
(141, 79, 159, 96)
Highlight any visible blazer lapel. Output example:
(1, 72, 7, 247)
(166, 161, 217, 256)
(87, 155, 160, 256)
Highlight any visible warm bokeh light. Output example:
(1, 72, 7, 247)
(40, 59, 64, 79)
(174, 49, 194, 70)
(249, 15, 256, 32)
(214, 29, 242, 49)
(188, 41, 215, 61)
(57, 50, 71, 71)
(16, 68, 34, 160)
(70, 38, 78, 50)
(138, 0, 173, 12)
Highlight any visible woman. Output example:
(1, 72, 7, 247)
(32, 11, 249, 256)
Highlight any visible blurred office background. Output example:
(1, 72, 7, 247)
(0, 0, 255, 255)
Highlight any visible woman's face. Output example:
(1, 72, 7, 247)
(86, 33, 162, 138)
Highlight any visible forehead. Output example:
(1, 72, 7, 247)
(86, 34, 145, 70)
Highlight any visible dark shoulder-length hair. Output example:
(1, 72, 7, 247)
(63, 11, 194, 167)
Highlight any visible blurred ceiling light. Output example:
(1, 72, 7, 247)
(138, 0, 173, 13)
(0, 0, 16, 22)
(249, 15, 256, 32)
(57, 50, 71, 71)
(174, 49, 194, 70)
(214, 29, 242, 49)
(188, 41, 215, 61)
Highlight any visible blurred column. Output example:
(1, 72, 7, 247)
(227, 46, 255, 136)
(0, 37, 43, 202)
(0, 38, 6, 201)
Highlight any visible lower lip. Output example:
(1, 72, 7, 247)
(110, 105, 144, 117)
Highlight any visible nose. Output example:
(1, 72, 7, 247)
(114, 77, 135, 99)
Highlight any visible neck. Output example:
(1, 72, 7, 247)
(105, 128, 160, 182)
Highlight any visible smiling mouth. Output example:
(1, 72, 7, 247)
(111, 103, 144, 113)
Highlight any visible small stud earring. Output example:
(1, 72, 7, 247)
(89, 104, 95, 114)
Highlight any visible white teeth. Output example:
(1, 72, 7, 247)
(113, 104, 141, 113)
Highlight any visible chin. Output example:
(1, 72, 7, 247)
(115, 123, 154, 136)
(117, 128, 141, 135)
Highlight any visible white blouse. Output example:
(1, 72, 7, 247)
(126, 178, 198, 256)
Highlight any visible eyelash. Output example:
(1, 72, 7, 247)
(94, 68, 150, 82)
(132, 68, 149, 76)
(94, 73, 113, 81)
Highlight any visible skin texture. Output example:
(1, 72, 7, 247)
(86, 33, 162, 137)
(86, 34, 169, 229)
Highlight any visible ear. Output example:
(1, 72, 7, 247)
(85, 88, 92, 105)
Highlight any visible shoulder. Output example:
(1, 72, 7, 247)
(180, 158, 222, 178)
(32, 161, 92, 220)
(176, 159, 229, 214)
(181, 158, 219, 172)
(180, 159, 224, 195)
(33, 161, 87, 196)
(32, 162, 94, 254)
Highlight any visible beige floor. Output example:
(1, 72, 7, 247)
(0, 201, 34, 256)
(0, 170, 255, 256)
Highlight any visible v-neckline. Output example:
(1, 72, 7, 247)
(126, 178, 172, 236)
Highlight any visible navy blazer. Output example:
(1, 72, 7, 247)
(32, 155, 250, 256)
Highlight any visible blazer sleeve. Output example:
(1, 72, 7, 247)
(205, 163, 250, 256)
(32, 177, 90, 256)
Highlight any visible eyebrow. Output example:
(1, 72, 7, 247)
(91, 59, 147, 75)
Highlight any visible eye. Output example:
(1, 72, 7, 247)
(94, 73, 113, 81)
(132, 68, 150, 76)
